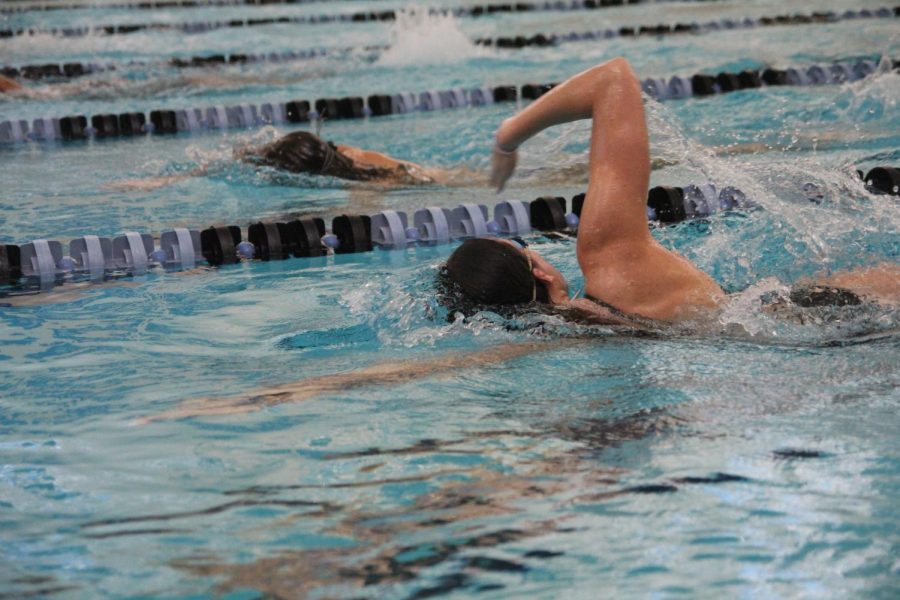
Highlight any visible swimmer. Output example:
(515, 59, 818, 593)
(0, 74, 25, 94)
(245, 131, 444, 184)
(110, 130, 451, 191)
(110, 127, 684, 193)
(139, 59, 897, 424)
(442, 57, 899, 325)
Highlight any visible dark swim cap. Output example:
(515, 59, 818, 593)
(253, 131, 390, 181)
(255, 131, 343, 174)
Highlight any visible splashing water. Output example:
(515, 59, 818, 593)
(835, 57, 900, 125)
(504, 86, 900, 342)
(377, 7, 491, 67)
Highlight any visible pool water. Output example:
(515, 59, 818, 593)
(1, 0, 899, 598)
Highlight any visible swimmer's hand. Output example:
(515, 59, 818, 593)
(490, 144, 517, 192)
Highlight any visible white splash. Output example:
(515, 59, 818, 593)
(835, 56, 899, 123)
(718, 277, 790, 338)
(378, 7, 490, 67)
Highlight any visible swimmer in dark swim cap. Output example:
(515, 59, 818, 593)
(442, 58, 899, 326)
(110, 129, 446, 191)
(240, 130, 440, 185)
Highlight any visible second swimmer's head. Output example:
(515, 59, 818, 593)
(256, 131, 373, 180)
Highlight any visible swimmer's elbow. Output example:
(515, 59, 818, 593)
(583, 58, 637, 102)
(586, 57, 633, 79)
(603, 58, 638, 87)
(604, 57, 633, 73)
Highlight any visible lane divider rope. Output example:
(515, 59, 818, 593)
(1, 0, 728, 14)
(476, 7, 898, 48)
(0, 0, 833, 38)
(3, 45, 373, 82)
(1, 0, 727, 18)
(1, 57, 894, 146)
(1, 166, 896, 291)
(2, 0, 369, 13)
(5, 6, 896, 82)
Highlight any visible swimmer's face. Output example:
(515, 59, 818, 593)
(494, 239, 569, 305)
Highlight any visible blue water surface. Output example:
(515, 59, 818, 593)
(1, 0, 899, 597)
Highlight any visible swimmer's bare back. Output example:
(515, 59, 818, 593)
(334, 144, 447, 184)
(805, 263, 900, 306)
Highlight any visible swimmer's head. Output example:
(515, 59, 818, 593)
(440, 238, 569, 310)
(255, 131, 380, 181)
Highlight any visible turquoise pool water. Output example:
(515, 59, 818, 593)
(2, 0, 899, 597)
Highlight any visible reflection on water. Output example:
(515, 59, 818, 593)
(155, 405, 789, 598)
(166, 430, 625, 596)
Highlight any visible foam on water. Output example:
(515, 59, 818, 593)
(837, 57, 900, 124)
(377, 6, 492, 67)
(436, 81, 900, 344)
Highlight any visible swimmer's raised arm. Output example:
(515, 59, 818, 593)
(485, 58, 721, 320)
(492, 58, 651, 249)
